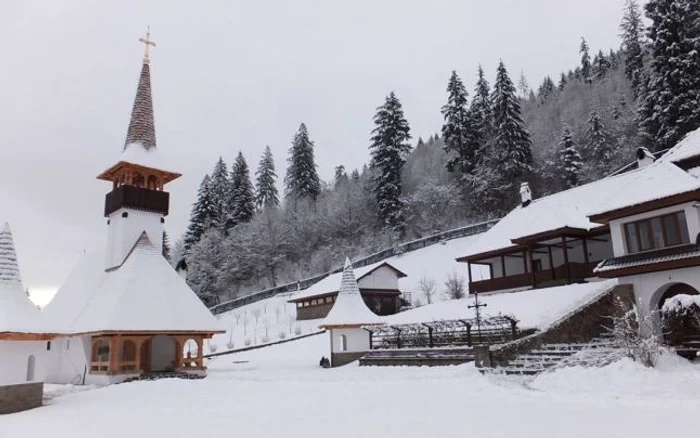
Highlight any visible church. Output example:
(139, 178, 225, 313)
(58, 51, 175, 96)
(43, 32, 224, 385)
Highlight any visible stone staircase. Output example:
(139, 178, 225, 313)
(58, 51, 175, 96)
(359, 347, 475, 367)
(485, 334, 620, 376)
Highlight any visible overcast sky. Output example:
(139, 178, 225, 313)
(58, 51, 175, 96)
(1, 0, 627, 301)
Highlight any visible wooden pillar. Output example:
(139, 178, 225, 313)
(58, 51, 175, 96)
(500, 255, 506, 278)
(562, 236, 571, 283)
(548, 245, 555, 280)
(197, 337, 204, 368)
(467, 262, 473, 284)
(528, 247, 536, 288)
(108, 337, 119, 375)
(134, 338, 145, 373)
(173, 336, 183, 370)
(522, 250, 528, 274)
(582, 238, 590, 264)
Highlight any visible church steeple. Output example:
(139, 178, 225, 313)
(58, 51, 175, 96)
(0, 222, 22, 285)
(124, 29, 157, 150)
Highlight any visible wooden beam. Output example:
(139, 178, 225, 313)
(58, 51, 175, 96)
(500, 255, 506, 278)
(528, 247, 536, 288)
(582, 238, 590, 264)
(548, 245, 555, 280)
(562, 236, 571, 283)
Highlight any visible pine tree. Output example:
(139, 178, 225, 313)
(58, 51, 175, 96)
(255, 145, 279, 209)
(369, 92, 412, 235)
(441, 71, 478, 174)
(639, 0, 700, 151)
(517, 71, 530, 98)
(620, 0, 646, 97)
(284, 123, 321, 204)
(470, 65, 493, 145)
(580, 37, 592, 85)
(162, 230, 171, 261)
(491, 60, 533, 197)
(209, 157, 229, 227)
(183, 175, 217, 252)
(538, 76, 556, 102)
(558, 125, 583, 188)
(226, 151, 256, 229)
(334, 165, 348, 188)
(558, 72, 567, 91)
(586, 110, 616, 162)
(593, 50, 611, 80)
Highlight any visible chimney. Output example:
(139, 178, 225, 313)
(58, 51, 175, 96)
(520, 182, 532, 207)
(636, 147, 655, 169)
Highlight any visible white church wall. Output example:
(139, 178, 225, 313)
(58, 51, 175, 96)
(0, 341, 47, 386)
(358, 266, 399, 290)
(106, 208, 163, 269)
(330, 328, 370, 353)
(45, 336, 90, 385)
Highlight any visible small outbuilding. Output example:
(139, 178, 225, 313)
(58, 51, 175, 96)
(0, 222, 55, 414)
(319, 258, 385, 367)
(289, 261, 407, 320)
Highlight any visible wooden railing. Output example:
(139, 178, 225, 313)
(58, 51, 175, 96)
(469, 261, 600, 294)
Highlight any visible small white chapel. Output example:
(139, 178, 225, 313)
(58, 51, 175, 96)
(42, 32, 223, 385)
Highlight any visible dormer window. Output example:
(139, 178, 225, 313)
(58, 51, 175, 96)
(624, 211, 690, 254)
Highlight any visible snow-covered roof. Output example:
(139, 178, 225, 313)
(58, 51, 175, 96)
(319, 259, 385, 329)
(0, 222, 52, 334)
(289, 261, 406, 302)
(45, 232, 223, 334)
(657, 127, 700, 165)
(116, 142, 176, 174)
(461, 161, 700, 259)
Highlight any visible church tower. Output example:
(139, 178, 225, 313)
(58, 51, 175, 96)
(97, 31, 181, 270)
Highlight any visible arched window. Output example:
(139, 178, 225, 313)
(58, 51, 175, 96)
(26, 355, 35, 381)
(339, 334, 348, 352)
(132, 173, 145, 188)
(147, 175, 159, 190)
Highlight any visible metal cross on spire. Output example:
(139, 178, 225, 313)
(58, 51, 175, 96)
(139, 27, 156, 64)
(468, 292, 488, 344)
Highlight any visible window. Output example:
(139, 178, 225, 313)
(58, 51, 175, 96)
(296, 302, 303, 309)
(46, 341, 51, 351)
(325, 297, 334, 304)
(339, 334, 347, 352)
(311, 299, 318, 306)
(624, 211, 690, 254)
(26, 355, 35, 381)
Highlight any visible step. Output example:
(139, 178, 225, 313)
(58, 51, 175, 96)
(528, 349, 576, 357)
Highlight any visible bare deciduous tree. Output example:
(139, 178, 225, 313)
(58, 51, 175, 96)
(444, 271, 466, 300)
(419, 276, 436, 305)
(608, 298, 663, 368)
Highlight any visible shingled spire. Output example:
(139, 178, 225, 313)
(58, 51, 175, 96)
(0, 222, 22, 284)
(320, 258, 384, 328)
(124, 31, 157, 150)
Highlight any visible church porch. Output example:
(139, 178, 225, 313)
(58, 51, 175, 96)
(89, 332, 214, 381)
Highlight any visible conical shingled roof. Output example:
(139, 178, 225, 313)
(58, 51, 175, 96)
(0, 222, 21, 284)
(124, 61, 156, 150)
(319, 258, 385, 329)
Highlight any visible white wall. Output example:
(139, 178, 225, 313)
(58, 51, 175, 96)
(358, 266, 400, 290)
(623, 266, 700, 316)
(0, 341, 47, 386)
(330, 328, 370, 353)
(609, 202, 697, 257)
(105, 207, 164, 269)
(45, 335, 91, 385)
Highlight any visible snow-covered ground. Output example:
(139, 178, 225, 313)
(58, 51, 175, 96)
(210, 233, 489, 353)
(3, 334, 699, 437)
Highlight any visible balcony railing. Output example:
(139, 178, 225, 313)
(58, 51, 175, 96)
(469, 261, 599, 294)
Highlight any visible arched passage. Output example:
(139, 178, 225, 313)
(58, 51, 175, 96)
(656, 282, 700, 358)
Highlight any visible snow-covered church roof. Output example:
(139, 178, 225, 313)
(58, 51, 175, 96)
(319, 258, 385, 329)
(0, 222, 52, 335)
(45, 232, 223, 334)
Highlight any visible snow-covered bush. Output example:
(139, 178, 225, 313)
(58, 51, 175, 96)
(661, 294, 700, 346)
(608, 298, 662, 368)
(294, 325, 302, 336)
(443, 270, 466, 300)
(279, 331, 287, 340)
(208, 342, 218, 353)
(244, 338, 252, 347)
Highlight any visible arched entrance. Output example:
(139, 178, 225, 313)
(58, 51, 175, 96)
(656, 283, 700, 359)
(150, 335, 177, 372)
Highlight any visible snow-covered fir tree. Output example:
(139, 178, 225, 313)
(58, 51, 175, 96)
(639, 0, 700, 151)
(255, 145, 279, 209)
(186, 228, 226, 305)
(209, 157, 229, 228)
(558, 72, 567, 91)
(490, 60, 533, 205)
(580, 37, 592, 85)
(369, 92, 412, 236)
(593, 50, 611, 80)
(226, 151, 256, 230)
(183, 174, 218, 252)
(334, 165, 348, 188)
(558, 125, 582, 188)
(162, 230, 171, 261)
(441, 70, 478, 174)
(620, 0, 646, 97)
(470, 65, 493, 146)
(586, 110, 616, 163)
(284, 123, 321, 204)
